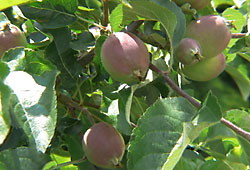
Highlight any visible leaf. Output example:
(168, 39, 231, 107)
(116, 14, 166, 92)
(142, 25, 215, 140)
(0, 146, 50, 170)
(197, 91, 222, 123)
(125, 1, 177, 40)
(225, 64, 250, 101)
(162, 93, 222, 170)
(0, 62, 11, 145)
(117, 84, 139, 135)
(146, 0, 186, 47)
(0, 0, 36, 11)
(110, 4, 124, 32)
(4, 70, 58, 153)
(2, 49, 59, 153)
(225, 109, 250, 165)
(19, 0, 78, 29)
(127, 97, 197, 170)
(70, 31, 95, 51)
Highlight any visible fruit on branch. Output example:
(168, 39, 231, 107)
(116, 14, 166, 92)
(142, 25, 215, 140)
(101, 32, 150, 84)
(82, 122, 125, 169)
(175, 38, 203, 65)
(173, 0, 211, 10)
(0, 23, 27, 57)
(185, 15, 231, 58)
(182, 53, 226, 81)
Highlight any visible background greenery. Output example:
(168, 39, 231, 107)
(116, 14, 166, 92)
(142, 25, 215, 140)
(0, 0, 249, 170)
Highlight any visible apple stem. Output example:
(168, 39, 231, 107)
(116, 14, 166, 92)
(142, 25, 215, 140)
(149, 63, 250, 142)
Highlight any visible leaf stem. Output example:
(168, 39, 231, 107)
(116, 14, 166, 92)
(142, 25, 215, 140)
(76, 14, 106, 29)
(149, 63, 250, 142)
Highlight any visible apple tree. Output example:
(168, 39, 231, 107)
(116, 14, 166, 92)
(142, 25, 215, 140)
(0, 0, 250, 170)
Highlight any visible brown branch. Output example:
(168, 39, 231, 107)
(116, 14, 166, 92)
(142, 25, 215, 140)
(231, 33, 247, 38)
(149, 63, 250, 142)
(102, 0, 109, 27)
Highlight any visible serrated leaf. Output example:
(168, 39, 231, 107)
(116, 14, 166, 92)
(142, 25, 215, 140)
(0, 146, 50, 170)
(226, 64, 250, 101)
(110, 4, 124, 32)
(4, 70, 58, 153)
(197, 91, 222, 123)
(19, 0, 78, 29)
(127, 97, 197, 170)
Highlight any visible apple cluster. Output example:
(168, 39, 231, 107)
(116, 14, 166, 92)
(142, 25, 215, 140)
(175, 15, 231, 81)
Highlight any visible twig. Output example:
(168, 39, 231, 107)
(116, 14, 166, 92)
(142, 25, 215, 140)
(58, 93, 103, 123)
(221, 118, 250, 141)
(102, 0, 109, 26)
(47, 158, 86, 170)
(149, 63, 250, 142)
(231, 33, 247, 38)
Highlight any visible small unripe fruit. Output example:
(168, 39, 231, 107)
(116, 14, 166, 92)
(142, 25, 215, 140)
(0, 23, 27, 57)
(101, 32, 150, 84)
(185, 15, 231, 58)
(175, 38, 203, 65)
(82, 122, 125, 169)
(182, 53, 226, 81)
(173, 0, 211, 10)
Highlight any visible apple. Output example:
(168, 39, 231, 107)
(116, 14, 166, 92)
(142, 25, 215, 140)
(101, 32, 150, 84)
(82, 122, 125, 169)
(0, 23, 27, 57)
(175, 38, 203, 65)
(182, 53, 226, 81)
(185, 15, 231, 58)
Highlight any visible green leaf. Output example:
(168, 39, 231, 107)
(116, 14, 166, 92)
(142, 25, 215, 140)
(226, 64, 250, 101)
(0, 146, 50, 170)
(70, 31, 95, 51)
(117, 85, 139, 135)
(0, 0, 36, 11)
(2, 50, 59, 153)
(197, 91, 222, 123)
(0, 62, 11, 145)
(110, 4, 124, 32)
(225, 109, 250, 164)
(19, 0, 78, 29)
(127, 97, 197, 170)
(146, 0, 186, 47)
(4, 70, 58, 153)
(125, 1, 177, 40)
(222, 8, 245, 34)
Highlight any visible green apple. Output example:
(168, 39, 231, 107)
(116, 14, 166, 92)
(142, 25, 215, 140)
(182, 53, 226, 81)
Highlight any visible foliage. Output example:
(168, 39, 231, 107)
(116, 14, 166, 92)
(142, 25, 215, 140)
(0, 0, 250, 170)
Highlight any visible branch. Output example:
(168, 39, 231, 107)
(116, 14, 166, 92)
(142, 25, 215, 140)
(149, 63, 250, 142)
